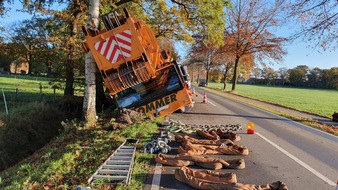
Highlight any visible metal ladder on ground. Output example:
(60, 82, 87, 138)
(88, 139, 139, 185)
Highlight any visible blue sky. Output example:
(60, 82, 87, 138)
(281, 41, 337, 70)
(176, 39, 338, 70)
(2, 1, 337, 71)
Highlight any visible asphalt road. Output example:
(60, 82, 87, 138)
(143, 86, 338, 190)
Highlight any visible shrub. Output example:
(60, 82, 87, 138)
(0, 102, 64, 170)
(56, 95, 83, 119)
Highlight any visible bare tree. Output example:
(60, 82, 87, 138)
(251, 66, 261, 79)
(289, 0, 338, 50)
(189, 35, 218, 85)
(181, 58, 204, 84)
(212, 51, 233, 90)
(224, 0, 288, 92)
(278, 67, 288, 85)
(262, 66, 278, 85)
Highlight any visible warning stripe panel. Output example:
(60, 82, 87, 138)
(116, 32, 132, 44)
(94, 30, 132, 64)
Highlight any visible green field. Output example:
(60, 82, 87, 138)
(0, 74, 64, 113)
(207, 83, 338, 118)
(2, 75, 337, 118)
(0, 74, 63, 100)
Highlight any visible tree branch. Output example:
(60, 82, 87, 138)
(170, 0, 190, 18)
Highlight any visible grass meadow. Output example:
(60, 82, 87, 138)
(207, 83, 338, 118)
(0, 74, 63, 99)
(0, 114, 161, 189)
(0, 74, 65, 114)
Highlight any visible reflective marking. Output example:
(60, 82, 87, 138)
(209, 101, 216, 106)
(256, 132, 335, 186)
(150, 163, 162, 190)
(156, 105, 169, 113)
(94, 30, 132, 63)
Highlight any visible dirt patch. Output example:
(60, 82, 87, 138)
(116, 108, 154, 124)
(102, 108, 155, 131)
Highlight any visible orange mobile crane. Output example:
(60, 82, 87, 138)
(82, 8, 193, 116)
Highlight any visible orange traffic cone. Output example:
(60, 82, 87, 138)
(195, 92, 198, 97)
(247, 122, 254, 134)
(202, 92, 208, 103)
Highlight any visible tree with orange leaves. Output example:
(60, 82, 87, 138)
(189, 34, 218, 86)
(237, 54, 255, 81)
(224, 0, 287, 92)
(212, 50, 234, 90)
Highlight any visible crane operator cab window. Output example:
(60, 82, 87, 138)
(115, 65, 184, 110)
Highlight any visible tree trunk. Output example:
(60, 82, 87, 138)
(223, 63, 230, 91)
(223, 72, 227, 90)
(206, 69, 209, 86)
(83, 0, 99, 124)
(46, 65, 52, 78)
(96, 72, 111, 112)
(83, 52, 97, 122)
(27, 48, 33, 75)
(231, 57, 239, 92)
(64, 44, 74, 96)
(205, 59, 211, 86)
(191, 66, 194, 83)
(197, 66, 200, 83)
(64, 16, 78, 96)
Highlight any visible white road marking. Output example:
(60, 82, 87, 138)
(256, 132, 336, 186)
(208, 101, 216, 106)
(226, 94, 338, 141)
(150, 163, 162, 190)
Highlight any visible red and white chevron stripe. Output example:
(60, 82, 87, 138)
(94, 30, 132, 64)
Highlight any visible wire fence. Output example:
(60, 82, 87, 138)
(0, 86, 63, 115)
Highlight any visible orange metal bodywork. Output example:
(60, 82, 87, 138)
(83, 10, 171, 95)
(82, 9, 193, 116)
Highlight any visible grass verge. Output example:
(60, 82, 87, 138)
(203, 87, 338, 136)
(0, 74, 63, 101)
(0, 116, 162, 189)
(207, 83, 338, 118)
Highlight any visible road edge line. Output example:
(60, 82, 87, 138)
(213, 88, 337, 140)
(256, 132, 335, 186)
(150, 163, 162, 190)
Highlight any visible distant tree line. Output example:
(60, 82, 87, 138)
(183, 0, 338, 92)
(245, 65, 338, 89)
(186, 61, 337, 90)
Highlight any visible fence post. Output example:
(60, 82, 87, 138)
(15, 87, 19, 101)
(39, 84, 43, 101)
(2, 89, 8, 115)
(53, 88, 56, 101)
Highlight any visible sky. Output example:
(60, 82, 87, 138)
(176, 28, 338, 70)
(1, 1, 337, 71)
(279, 40, 338, 70)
